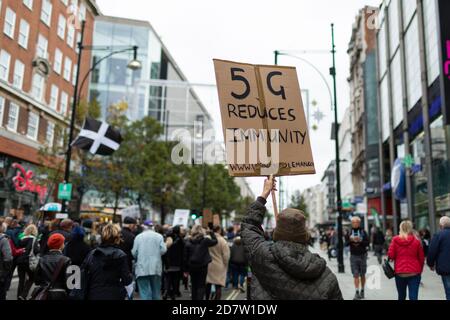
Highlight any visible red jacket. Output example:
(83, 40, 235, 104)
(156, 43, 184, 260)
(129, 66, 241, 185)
(388, 235, 424, 274)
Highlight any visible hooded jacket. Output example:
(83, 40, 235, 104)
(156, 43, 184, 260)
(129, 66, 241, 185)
(84, 245, 132, 300)
(388, 235, 424, 275)
(241, 198, 343, 300)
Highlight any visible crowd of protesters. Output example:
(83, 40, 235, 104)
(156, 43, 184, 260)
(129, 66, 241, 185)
(1, 176, 449, 301)
(314, 212, 450, 301)
(0, 214, 248, 301)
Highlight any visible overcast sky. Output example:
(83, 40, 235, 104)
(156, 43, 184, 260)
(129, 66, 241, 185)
(96, 0, 381, 210)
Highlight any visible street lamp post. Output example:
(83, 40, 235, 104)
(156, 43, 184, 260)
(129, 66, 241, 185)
(273, 24, 345, 273)
(330, 23, 345, 273)
(61, 20, 142, 213)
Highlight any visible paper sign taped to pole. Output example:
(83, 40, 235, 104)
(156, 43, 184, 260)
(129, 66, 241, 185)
(213, 59, 315, 177)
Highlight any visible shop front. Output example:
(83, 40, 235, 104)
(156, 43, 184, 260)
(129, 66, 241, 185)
(0, 154, 49, 217)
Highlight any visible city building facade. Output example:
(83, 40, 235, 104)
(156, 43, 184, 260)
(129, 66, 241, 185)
(348, 6, 386, 229)
(0, 0, 100, 216)
(320, 160, 336, 223)
(302, 184, 325, 227)
(376, 0, 450, 234)
(338, 107, 354, 206)
(88, 15, 214, 138)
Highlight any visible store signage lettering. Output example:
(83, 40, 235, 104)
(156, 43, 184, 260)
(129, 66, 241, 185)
(445, 40, 450, 78)
(12, 163, 47, 201)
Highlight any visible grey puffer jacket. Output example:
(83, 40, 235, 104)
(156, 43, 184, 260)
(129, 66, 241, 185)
(241, 197, 343, 300)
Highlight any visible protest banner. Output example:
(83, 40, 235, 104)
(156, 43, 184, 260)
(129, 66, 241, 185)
(214, 59, 315, 219)
(173, 209, 190, 228)
(202, 209, 213, 228)
(213, 59, 315, 177)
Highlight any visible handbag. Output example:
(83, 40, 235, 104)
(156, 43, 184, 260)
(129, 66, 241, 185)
(29, 237, 40, 272)
(32, 257, 66, 300)
(382, 258, 395, 279)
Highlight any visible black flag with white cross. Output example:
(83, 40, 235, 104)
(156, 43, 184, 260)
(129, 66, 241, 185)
(71, 117, 122, 156)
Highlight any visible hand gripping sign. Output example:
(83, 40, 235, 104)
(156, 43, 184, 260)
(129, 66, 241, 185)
(213, 59, 315, 178)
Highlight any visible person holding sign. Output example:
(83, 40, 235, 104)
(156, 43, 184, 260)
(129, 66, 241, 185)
(240, 176, 342, 300)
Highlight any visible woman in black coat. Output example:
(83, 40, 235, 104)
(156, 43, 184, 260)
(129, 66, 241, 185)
(163, 225, 185, 299)
(64, 225, 91, 266)
(16, 224, 39, 300)
(82, 224, 132, 300)
(183, 225, 217, 300)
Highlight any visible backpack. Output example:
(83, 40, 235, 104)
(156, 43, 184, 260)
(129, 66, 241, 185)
(0, 235, 12, 279)
(29, 237, 40, 272)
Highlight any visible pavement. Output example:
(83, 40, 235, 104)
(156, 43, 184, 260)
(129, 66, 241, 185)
(311, 245, 447, 300)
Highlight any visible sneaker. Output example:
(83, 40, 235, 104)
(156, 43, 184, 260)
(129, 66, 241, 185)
(360, 291, 365, 299)
(353, 292, 361, 300)
(239, 286, 246, 293)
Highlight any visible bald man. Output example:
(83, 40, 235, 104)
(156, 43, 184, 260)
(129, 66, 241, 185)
(345, 216, 369, 300)
(427, 216, 450, 300)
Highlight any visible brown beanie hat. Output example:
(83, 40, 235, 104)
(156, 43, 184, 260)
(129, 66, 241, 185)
(273, 208, 310, 244)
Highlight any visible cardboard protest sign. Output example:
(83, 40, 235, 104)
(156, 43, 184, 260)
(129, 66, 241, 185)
(213, 214, 221, 227)
(173, 209, 190, 228)
(213, 59, 315, 177)
(202, 209, 213, 228)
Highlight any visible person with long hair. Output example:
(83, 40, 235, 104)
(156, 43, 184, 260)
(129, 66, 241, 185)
(16, 224, 39, 300)
(388, 220, 425, 300)
(183, 225, 217, 300)
(82, 223, 132, 300)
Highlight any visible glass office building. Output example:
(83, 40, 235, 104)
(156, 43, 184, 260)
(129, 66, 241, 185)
(376, 0, 450, 233)
(88, 16, 213, 138)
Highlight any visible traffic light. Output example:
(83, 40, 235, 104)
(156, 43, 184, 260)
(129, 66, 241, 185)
(191, 209, 198, 220)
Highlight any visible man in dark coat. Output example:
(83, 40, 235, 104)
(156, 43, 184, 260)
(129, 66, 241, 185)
(427, 216, 450, 300)
(241, 176, 342, 300)
(119, 217, 137, 271)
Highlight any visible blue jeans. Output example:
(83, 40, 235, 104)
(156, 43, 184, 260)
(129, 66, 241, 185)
(136, 275, 162, 300)
(442, 275, 450, 300)
(395, 275, 421, 300)
(231, 265, 246, 288)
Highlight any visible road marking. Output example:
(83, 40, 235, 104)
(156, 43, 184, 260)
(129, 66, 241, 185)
(226, 289, 240, 300)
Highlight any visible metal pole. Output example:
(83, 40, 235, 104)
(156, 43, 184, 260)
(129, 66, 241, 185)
(331, 24, 344, 273)
(416, 0, 437, 234)
(274, 50, 283, 212)
(375, 21, 388, 234)
(62, 20, 86, 213)
(202, 117, 206, 214)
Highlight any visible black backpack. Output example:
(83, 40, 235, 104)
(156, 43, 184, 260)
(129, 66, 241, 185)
(188, 240, 209, 268)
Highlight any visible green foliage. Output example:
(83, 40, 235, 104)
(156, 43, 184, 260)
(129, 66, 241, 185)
(289, 190, 308, 218)
(234, 195, 255, 222)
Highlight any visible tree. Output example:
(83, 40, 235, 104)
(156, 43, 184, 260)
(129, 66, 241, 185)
(289, 190, 308, 218)
(183, 164, 241, 218)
